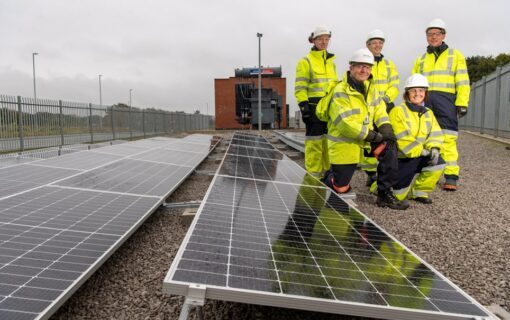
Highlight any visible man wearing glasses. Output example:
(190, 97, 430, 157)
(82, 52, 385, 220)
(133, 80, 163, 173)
(412, 19, 470, 191)
(323, 48, 408, 210)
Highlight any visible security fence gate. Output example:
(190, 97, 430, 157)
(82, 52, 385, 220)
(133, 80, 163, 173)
(0, 95, 214, 153)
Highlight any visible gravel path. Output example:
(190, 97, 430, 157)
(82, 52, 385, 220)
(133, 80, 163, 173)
(50, 131, 509, 320)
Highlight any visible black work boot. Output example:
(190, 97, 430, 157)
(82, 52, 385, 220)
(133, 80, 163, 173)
(377, 191, 409, 210)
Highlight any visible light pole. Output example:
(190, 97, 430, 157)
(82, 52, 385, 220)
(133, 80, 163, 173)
(98, 74, 103, 106)
(206, 102, 209, 115)
(129, 89, 133, 139)
(32, 52, 38, 101)
(257, 33, 263, 131)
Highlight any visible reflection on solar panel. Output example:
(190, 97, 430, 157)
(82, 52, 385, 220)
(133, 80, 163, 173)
(164, 132, 493, 320)
(0, 134, 219, 320)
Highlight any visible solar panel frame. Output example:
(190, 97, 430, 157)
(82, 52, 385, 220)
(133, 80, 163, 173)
(163, 133, 494, 320)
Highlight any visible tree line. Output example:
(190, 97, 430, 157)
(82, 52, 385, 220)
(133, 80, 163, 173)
(466, 53, 510, 83)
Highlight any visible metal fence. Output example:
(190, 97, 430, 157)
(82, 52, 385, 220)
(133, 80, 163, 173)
(459, 63, 510, 139)
(0, 94, 214, 153)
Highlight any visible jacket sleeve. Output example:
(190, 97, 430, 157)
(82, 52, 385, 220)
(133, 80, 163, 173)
(330, 92, 368, 140)
(454, 50, 470, 107)
(373, 99, 391, 129)
(384, 60, 400, 103)
(424, 112, 444, 151)
(294, 59, 310, 104)
(389, 107, 423, 158)
(411, 56, 421, 75)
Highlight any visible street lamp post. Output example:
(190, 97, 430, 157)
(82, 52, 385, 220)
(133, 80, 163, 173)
(257, 33, 263, 131)
(129, 89, 133, 139)
(98, 75, 103, 106)
(32, 52, 38, 101)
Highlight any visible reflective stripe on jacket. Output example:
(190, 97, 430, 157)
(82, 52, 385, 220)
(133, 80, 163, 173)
(371, 57, 399, 103)
(412, 47, 470, 107)
(327, 72, 390, 164)
(295, 50, 337, 103)
(389, 102, 444, 158)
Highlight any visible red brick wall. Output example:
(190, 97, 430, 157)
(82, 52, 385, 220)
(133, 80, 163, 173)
(215, 77, 287, 129)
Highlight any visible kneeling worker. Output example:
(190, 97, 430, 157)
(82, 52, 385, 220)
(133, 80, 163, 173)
(323, 48, 408, 210)
(388, 74, 445, 204)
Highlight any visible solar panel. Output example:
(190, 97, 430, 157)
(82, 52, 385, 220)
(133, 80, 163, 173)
(130, 149, 207, 167)
(32, 151, 122, 170)
(0, 165, 80, 199)
(226, 144, 285, 160)
(218, 154, 319, 186)
(55, 159, 196, 196)
(0, 134, 220, 319)
(163, 133, 493, 320)
(0, 186, 160, 319)
(230, 138, 274, 150)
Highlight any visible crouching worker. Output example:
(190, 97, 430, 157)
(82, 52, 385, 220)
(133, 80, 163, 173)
(323, 48, 408, 210)
(388, 74, 445, 204)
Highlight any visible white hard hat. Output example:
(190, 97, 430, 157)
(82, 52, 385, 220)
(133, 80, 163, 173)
(366, 29, 385, 42)
(405, 74, 429, 89)
(426, 18, 447, 33)
(311, 25, 332, 39)
(349, 48, 374, 65)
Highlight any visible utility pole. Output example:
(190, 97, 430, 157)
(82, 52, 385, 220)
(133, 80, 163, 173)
(257, 33, 263, 131)
(98, 74, 103, 106)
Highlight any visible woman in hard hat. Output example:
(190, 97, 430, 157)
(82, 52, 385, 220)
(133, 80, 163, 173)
(323, 48, 408, 210)
(387, 74, 445, 204)
(294, 25, 338, 178)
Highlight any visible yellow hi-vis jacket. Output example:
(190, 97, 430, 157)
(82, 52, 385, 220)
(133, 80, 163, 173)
(327, 72, 391, 164)
(412, 47, 470, 107)
(372, 56, 400, 103)
(389, 103, 444, 158)
(294, 50, 337, 104)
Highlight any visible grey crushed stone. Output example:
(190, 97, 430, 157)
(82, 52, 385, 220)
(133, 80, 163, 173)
(50, 131, 509, 320)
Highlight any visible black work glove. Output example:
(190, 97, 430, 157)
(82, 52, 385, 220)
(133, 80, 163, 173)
(377, 123, 397, 142)
(384, 101, 395, 113)
(365, 130, 383, 143)
(428, 148, 440, 166)
(299, 101, 310, 123)
(457, 106, 468, 118)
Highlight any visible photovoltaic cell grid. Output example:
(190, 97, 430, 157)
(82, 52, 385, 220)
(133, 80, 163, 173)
(0, 134, 219, 320)
(164, 132, 492, 320)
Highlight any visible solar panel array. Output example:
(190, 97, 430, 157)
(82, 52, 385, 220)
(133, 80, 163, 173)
(164, 132, 493, 320)
(0, 135, 219, 320)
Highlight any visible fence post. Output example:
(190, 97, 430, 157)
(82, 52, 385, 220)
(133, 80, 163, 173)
(58, 100, 64, 146)
(129, 107, 133, 140)
(89, 103, 94, 144)
(142, 110, 146, 138)
(494, 67, 502, 138)
(480, 76, 487, 135)
(17, 96, 24, 152)
(111, 106, 116, 140)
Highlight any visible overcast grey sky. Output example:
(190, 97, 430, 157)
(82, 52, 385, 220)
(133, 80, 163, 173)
(1, 0, 509, 115)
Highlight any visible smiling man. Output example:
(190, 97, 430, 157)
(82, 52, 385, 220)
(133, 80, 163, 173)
(412, 18, 470, 191)
(323, 48, 408, 210)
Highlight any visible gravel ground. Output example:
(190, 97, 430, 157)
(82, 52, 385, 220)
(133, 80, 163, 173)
(50, 131, 509, 320)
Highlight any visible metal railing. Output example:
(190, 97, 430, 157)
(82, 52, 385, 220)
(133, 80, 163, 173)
(460, 63, 510, 139)
(0, 94, 214, 153)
